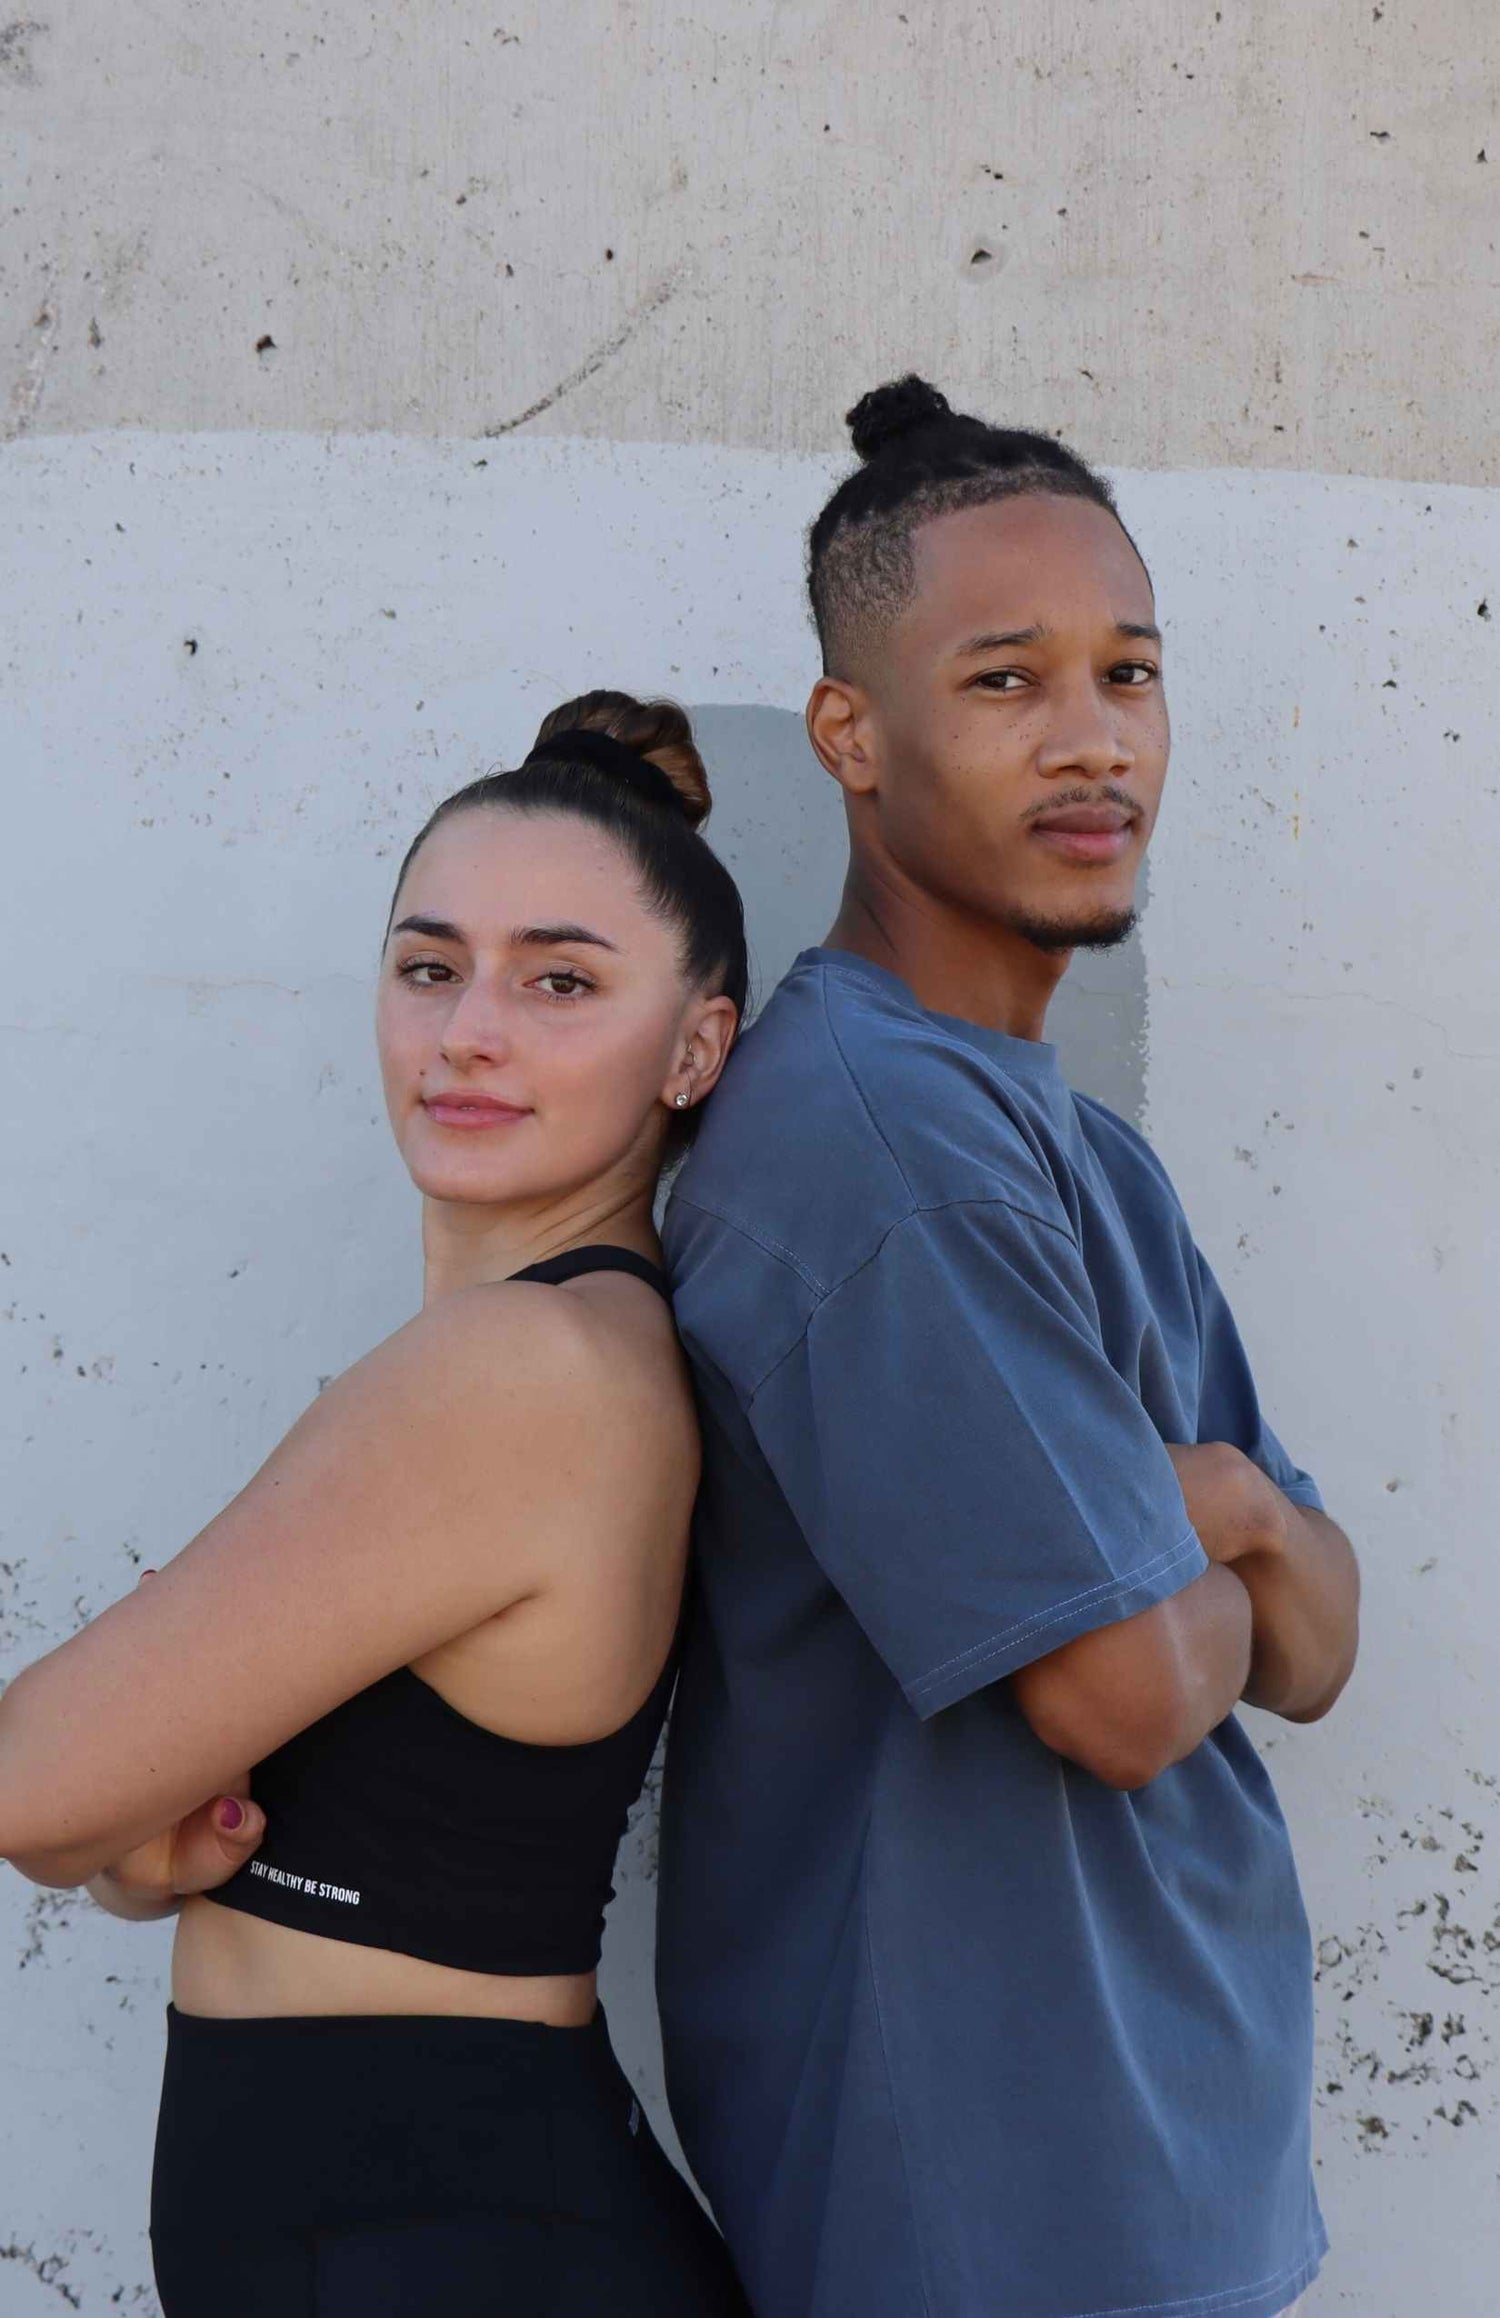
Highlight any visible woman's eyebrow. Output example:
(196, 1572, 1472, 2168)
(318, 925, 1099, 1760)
(512, 923, 621, 954)
(391, 914, 464, 941)
(390, 916, 622, 953)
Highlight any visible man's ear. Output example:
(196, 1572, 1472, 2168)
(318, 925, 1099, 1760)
(806, 677, 879, 798)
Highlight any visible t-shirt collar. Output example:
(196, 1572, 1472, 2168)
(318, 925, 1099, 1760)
(794, 947, 1067, 1088)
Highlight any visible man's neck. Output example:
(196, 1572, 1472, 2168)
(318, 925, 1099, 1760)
(825, 875, 1070, 1043)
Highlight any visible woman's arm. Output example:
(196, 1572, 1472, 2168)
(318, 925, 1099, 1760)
(0, 1282, 620, 1885)
(78, 1791, 267, 1918)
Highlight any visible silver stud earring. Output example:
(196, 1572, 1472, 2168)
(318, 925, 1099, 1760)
(674, 1091, 690, 1109)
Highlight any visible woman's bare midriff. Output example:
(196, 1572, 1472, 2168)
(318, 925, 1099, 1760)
(171, 1894, 598, 2025)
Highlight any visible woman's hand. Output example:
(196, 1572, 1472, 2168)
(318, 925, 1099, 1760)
(87, 1787, 266, 1921)
(13, 1576, 267, 1903)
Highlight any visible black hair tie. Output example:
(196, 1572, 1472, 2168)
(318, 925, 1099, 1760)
(525, 728, 688, 820)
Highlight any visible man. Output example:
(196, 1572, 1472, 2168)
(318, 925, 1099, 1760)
(655, 376, 1358, 2318)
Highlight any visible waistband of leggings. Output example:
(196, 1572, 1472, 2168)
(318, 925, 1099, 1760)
(164, 1999, 612, 2059)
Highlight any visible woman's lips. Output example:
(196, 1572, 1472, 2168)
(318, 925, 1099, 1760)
(421, 1095, 532, 1130)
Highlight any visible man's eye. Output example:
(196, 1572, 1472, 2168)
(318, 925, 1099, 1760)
(974, 670, 1028, 692)
(398, 958, 457, 986)
(1112, 661, 1160, 687)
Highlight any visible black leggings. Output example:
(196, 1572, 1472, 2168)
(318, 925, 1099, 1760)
(150, 2005, 748, 2317)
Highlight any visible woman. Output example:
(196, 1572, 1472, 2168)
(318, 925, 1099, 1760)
(0, 692, 751, 2316)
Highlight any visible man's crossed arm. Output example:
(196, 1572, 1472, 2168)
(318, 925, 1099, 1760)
(1012, 1443, 1359, 1791)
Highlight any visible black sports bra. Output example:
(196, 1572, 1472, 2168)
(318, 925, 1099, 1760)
(207, 1246, 678, 1977)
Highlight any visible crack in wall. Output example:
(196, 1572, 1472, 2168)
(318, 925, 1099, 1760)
(482, 269, 685, 438)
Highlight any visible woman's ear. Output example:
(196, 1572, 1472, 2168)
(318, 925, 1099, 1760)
(806, 677, 878, 797)
(663, 993, 739, 1115)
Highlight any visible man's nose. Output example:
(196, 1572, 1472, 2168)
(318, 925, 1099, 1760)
(1036, 680, 1135, 780)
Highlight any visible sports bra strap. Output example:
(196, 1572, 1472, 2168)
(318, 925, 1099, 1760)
(508, 1244, 671, 1301)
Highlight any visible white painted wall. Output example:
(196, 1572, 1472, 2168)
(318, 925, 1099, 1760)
(2, 433, 1496, 2314)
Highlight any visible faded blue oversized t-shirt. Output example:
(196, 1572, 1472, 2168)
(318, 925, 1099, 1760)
(657, 948, 1326, 2318)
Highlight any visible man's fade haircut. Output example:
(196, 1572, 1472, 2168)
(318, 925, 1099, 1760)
(807, 375, 1138, 678)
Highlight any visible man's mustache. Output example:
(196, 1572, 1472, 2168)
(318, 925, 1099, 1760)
(1021, 784, 1143, 825)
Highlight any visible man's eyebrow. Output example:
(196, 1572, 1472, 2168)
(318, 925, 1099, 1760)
(953, 625, 1050, 655)
(511, 922, 621, 954)
(953, 619, 1162, 655)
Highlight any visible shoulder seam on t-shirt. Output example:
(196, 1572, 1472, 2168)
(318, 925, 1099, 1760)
(669, 1193, 831, 1293)
(815, 962, 1076, 1224)
(738, 1194, 1080, 1407)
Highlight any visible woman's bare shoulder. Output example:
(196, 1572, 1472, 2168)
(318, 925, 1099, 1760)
(343, 1270, 681, 1463)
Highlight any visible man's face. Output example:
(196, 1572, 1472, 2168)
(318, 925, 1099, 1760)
(858, 494, 1169, 951)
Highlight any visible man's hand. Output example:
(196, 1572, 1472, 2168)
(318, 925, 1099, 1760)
(87, 1786, 266, 1921)
(1166, 1443, 1289, 1567)
(1168, 1445, 1359, 1722)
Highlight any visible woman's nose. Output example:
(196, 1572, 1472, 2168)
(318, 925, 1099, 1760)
(439, 983, 513, 1067)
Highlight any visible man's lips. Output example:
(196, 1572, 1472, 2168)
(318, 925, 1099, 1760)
(421, 1093, 532, 1130)
(1028, 804, 1138, 863)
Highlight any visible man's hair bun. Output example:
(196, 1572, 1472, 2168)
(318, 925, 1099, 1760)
(846, 375, 955, 462)
(529, 692, 712, 828)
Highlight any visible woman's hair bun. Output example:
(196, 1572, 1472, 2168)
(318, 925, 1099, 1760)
(846, 375, 954, 462)
(529, 691, 712, 829)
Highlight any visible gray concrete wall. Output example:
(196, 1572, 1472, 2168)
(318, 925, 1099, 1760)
(2, 8, 1497, 2313)
(6, 3, 1498, 481)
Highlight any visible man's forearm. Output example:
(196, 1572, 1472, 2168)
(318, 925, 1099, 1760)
(1013, 1563, 1254, 1790)
(1233, 1504, 1359, 1720)
(1168, 1446, 1359, 1722)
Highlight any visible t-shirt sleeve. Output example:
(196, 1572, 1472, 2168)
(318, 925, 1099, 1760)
(1192, 1249, 1325, 1510)
(744, 1197, 1208, 1719)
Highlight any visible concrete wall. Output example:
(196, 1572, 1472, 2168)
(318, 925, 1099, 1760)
(2, 7, 1496, 2312)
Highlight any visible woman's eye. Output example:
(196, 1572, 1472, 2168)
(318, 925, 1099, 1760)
(397, 958, 458, 986)
(533, 971, 593, 999)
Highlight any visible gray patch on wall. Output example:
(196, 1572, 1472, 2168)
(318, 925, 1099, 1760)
(688, 704, 1148, 1127)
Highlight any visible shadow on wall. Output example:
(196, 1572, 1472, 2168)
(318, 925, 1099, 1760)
(689, 704, 1148, 1127)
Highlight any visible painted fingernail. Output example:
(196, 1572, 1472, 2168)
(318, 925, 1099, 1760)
(216, 1797, 245, 1832)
